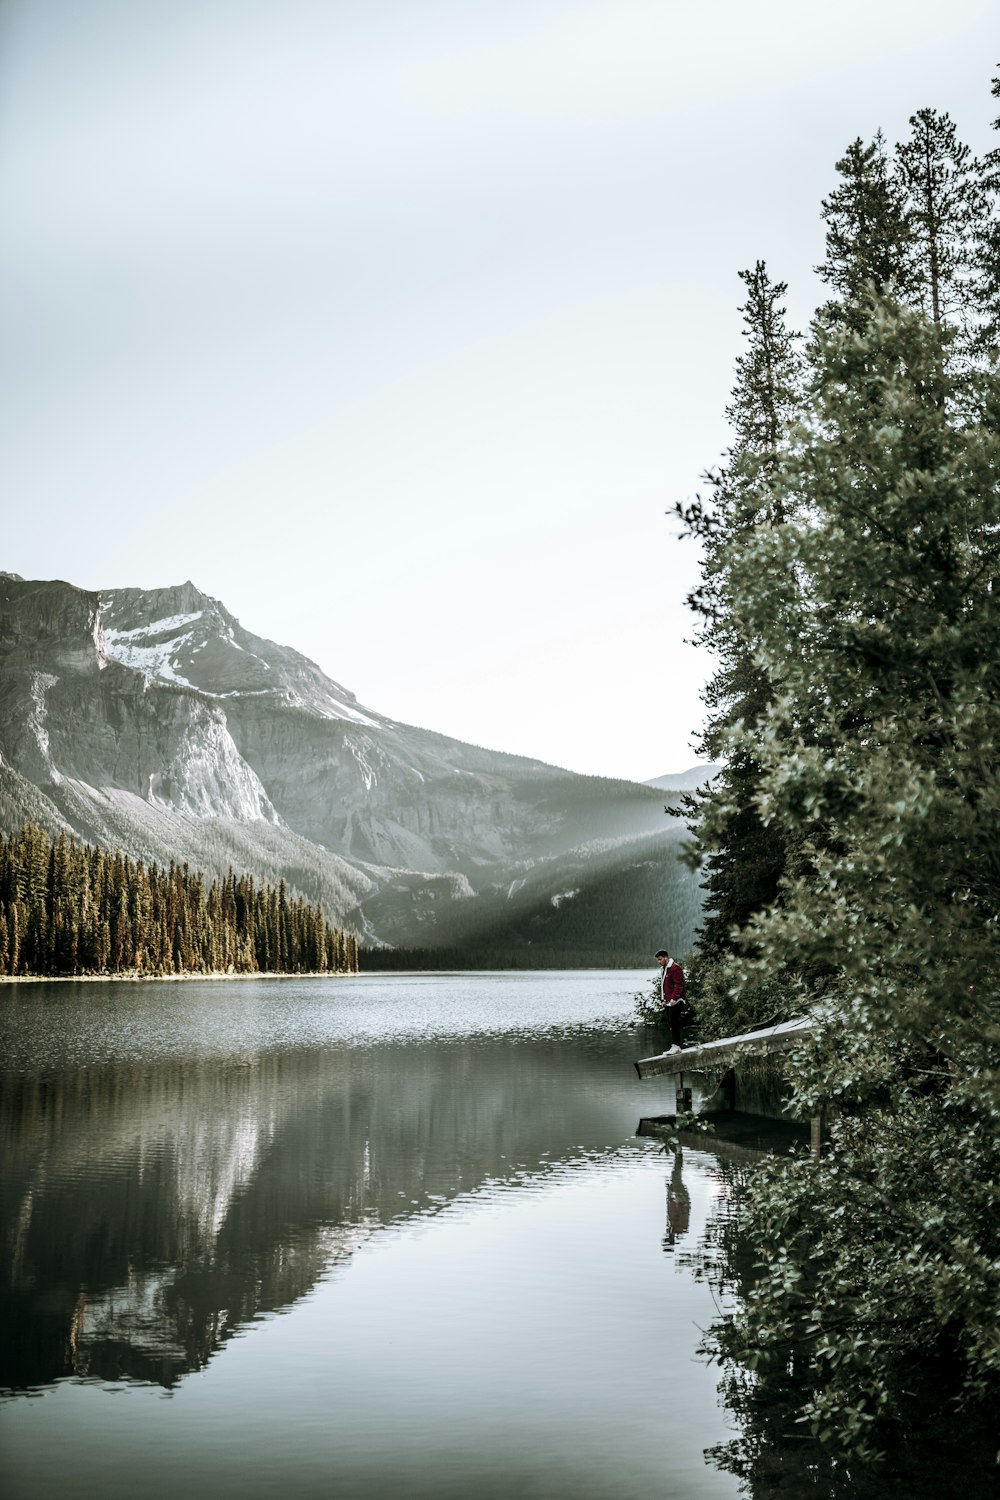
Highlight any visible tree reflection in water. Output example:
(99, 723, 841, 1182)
(678, 1151, 998, 1500)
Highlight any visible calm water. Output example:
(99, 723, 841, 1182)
(0, 971, 741, 1500)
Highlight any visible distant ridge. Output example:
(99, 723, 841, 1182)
(644, 764, 720, 792)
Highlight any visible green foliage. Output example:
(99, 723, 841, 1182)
(728, 299, 1000, 1016)
(632, 974, 664, 1023)
(976, 70, 1000, 355)
(678, 79, 1000, 1481)
(895, 107, 987, 333)
(673, 263, 801, 988)
(683, 960, 784, 1041)
(699, 294, 1000, 1472)
(817, 132, 911, 328)
(0, 823, 358, 977)
(701, 1030, 999, 1489)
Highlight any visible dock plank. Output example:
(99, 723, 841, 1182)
(634, 1016, 813, 1079)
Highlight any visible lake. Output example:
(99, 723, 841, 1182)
(0, 971, 742, 1499)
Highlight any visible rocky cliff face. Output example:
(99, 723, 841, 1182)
(0, 573, 686, 946)
(101, 581, 376, 721)
(99, 579, 670, 876)
(0, 575, 278, 823)
(0, 574, 369, 920)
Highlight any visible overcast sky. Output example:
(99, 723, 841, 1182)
(0, 0, 995, 781)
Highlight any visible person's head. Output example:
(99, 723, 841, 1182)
(655, 949, 670, 967)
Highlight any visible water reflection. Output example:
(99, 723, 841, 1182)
(663, 1147, 691, 1251)
(1, 978, 753, 1500)
(1, 1021, 650, 1397)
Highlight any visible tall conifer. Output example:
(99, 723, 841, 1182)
(975, 71, 1000, 357)
(816, 132, 912, 329)
(895, 108, 986, 335)
(675, 263, 800, 988)
(686, 78, 1000, 1476)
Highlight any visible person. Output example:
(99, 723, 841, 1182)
(655, 949, 686, 1051)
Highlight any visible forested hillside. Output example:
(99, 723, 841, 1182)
(363, 836, 701, 969)
(0, 823, 358, 977)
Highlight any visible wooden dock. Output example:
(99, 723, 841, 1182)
(634, 1015, 813, 1080)
(635, 1015, 823, 1156)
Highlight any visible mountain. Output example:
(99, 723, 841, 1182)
(644, 764, 720, 792)
(0, 573, 701, 954)
(0, 574, 370, 918)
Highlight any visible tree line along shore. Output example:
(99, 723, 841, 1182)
(0, 823, 358, 978)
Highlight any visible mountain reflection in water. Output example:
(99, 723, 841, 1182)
(1, 975, 666, 1397)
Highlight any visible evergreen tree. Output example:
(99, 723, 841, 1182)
(703, 292, 1000, 1474)
(9, 901, 20, 976)
(816, 132, 912, 329)
(975, 70, 1000, 357)
(678, 82, 1000, 1477)
(0, 824, 359, 977)
(674, 263, 800, 1012)
(895, 107, 986, 336)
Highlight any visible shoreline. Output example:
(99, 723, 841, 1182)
(1, 965, 648, 985)
(0, 970, 359, 985)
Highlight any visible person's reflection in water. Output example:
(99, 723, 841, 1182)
(662, 1146, 691, 1252)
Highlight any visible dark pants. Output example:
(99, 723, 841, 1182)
(666, 1003, 684, 1047)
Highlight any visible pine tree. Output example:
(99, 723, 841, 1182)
(0, 825, 358, 977)
(895, 107, 986, 335)
(682, 94, 1000, 1468)
(975, 70, 1000, 358)
(703, 290, 1000, 1473)
(674, 263, 800, 997)
(816, 132, 912, 329)
(9, 900, 20, 976)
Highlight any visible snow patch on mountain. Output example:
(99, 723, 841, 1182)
(103, 632, 198, 687)
(105, 611, 204, 640)
(101, 605, 379, 725)
(311, 696, 378, 726)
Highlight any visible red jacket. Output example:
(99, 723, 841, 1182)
(661, 961, 686, 1005)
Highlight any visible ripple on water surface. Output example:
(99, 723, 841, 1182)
(0, 970, 650, 1070)
(1, 971, 742, 1499)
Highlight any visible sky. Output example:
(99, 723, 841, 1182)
(0, 0, 995, 782)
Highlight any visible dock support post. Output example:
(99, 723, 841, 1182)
(810, 1112, 823, 1160)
